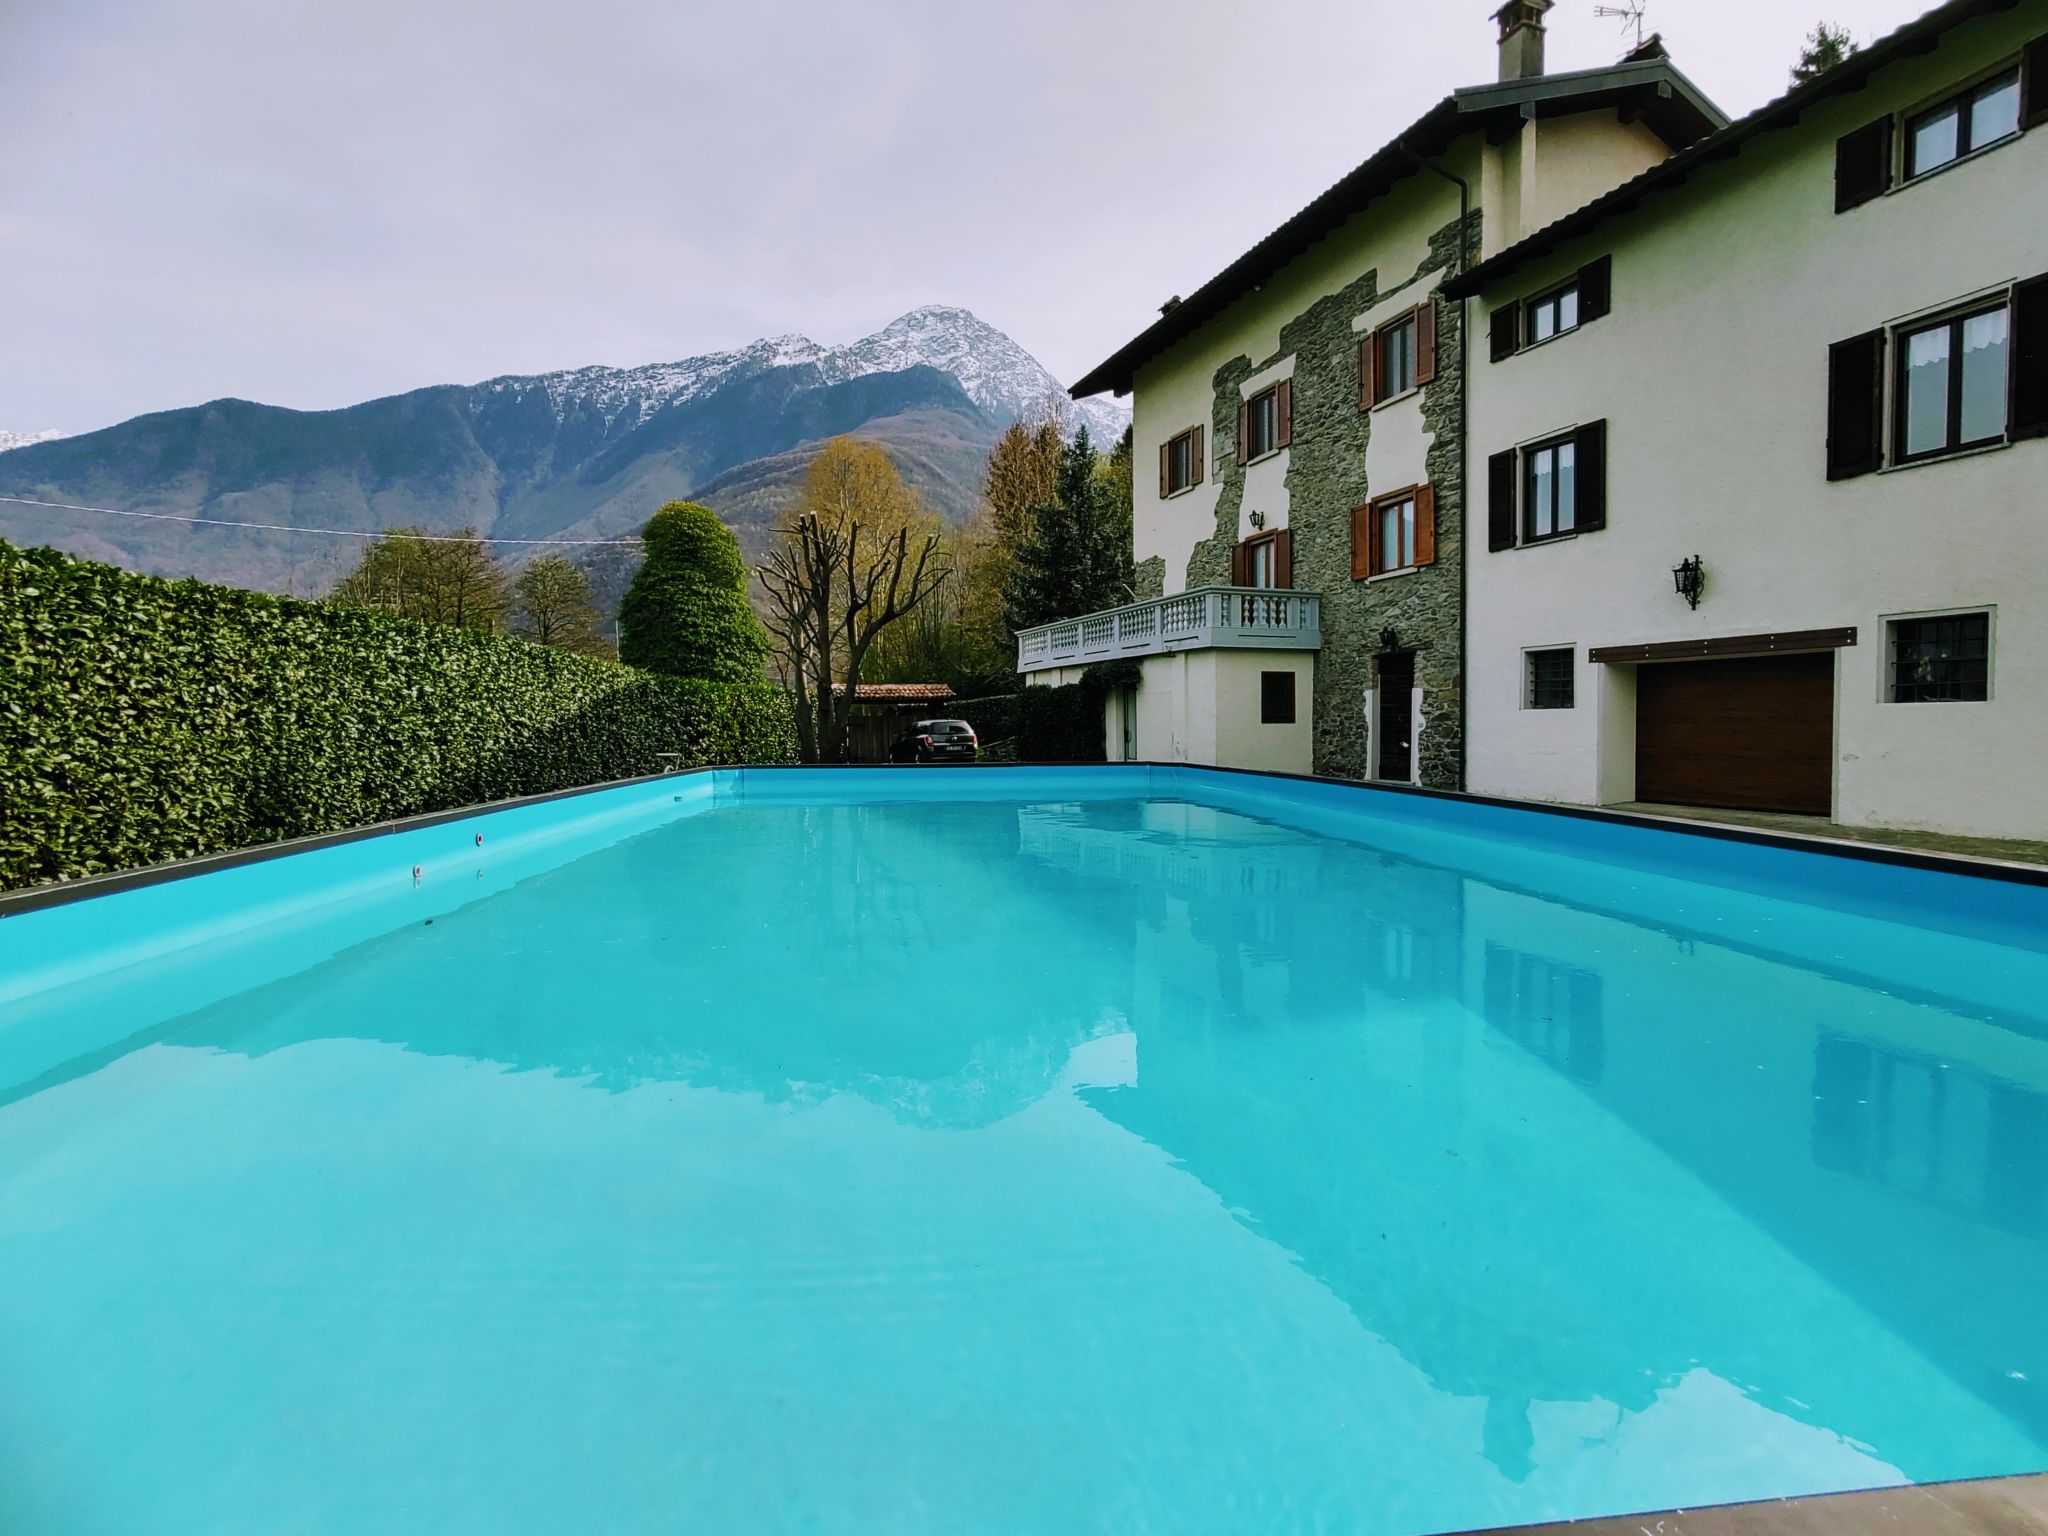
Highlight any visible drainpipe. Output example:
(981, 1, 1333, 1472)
(1397, 140, 1473, 792)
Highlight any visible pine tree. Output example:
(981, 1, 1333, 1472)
(1009, 426, 1129, 633)
(1792, 23, 1855, 85)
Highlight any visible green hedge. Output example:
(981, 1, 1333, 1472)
(0, 540, 797, 890)
(943, 692, 1023, 747)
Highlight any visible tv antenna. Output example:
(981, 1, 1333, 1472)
(1594, 0, 1649, 51)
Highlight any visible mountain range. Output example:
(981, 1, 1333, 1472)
(0, 307, 1127, 596)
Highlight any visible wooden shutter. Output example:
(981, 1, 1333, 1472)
(1190, 425, 1205, 486)
(1274, 529, 1294, 589)
(1236, 400, 1250, 465)
(1276, 380, 1293, 448)
(1826, 329, 1888, 478)
(1574, 420, 1608, 532)
(1358, 337, 1377, 410)
(1488, 449, 1518, 551)
(1415, 302, 1438, 386)
(1834, 118, 1893, 213)
(1159, 441, 1170, 498)
(1414, 484, 1437, 566)
(2023, 33, 2048, 130)
(1490, 304, 1519, 362)
(2012, 273, 2048, 441)
(1578, 256, 1612, 323)
(1230, 540, 1249, 586)
(1351, 503, 1372, 580)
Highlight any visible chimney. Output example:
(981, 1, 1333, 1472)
(1493, 0, 1554, 82)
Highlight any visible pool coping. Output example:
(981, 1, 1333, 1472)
(1463, 1468, 2048, 1534)
(4, 759, 2045, 919)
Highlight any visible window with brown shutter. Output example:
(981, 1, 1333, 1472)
(1243, 385, 1284, 459)
(2013, 271, 2048, 439)
(1161, 426, 1204, 496)
(1350, 502, 1372, 579)
(1358, 337, 1376, 410)
(1488, 450, 1517, 550)
(1415, 303, 1438, 386)
(1273, 528, 1293, 589)
(1827, 330, 1887, 478)
(1235, 529, 1289, 589)
(1361, 484, 1434, 576)
(1835, 117, 1894, 212)
(1370, 310, 1422, 401)
(1237, 400, 1250, 465)
(1191, 424, 1205, 485)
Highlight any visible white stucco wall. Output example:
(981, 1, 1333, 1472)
(1129, 166, 1475, 597)
(1463, 8, 2048, 839)
(1130, 651, 1314, 775)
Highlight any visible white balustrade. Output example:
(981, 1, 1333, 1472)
(1016, 586, 1322, 674)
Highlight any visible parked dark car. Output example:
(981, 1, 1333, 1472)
(889, 718, 979, 764)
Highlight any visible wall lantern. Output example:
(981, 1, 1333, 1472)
(1249, 510, 1266, 530)
(1377, 626, 1402, 653)
(1672, 555, 1706, 610)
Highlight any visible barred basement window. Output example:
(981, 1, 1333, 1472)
(1525, 647, 1575, 709)
(1888, 612, 1990, 702)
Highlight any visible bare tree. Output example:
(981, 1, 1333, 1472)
(758, 512, 949, 762)
(511, 554, 610, 654)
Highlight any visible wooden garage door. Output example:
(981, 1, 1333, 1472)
(1636, 652, 1834, 815)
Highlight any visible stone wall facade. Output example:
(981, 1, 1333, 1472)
(1170, 210, 1477, 787)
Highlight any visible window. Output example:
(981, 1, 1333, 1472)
(1523, 435, 1577, 540)
(1906, 69, 2022, 179)
(1260, 671, 1296, 724)
(1351, 485, 1436, 579)
(1525, 281, 1580, 345)
(1487, 422, 1607, 551)
(1246, 535, 1277, 588)
(1378, 314, 1418, 399)
(1233, 528, 1291, 590)
(1896, 303, 2011, 461)
(1490, 258, 1610, 362)
(1888, 612, 1990, 702)
(1245, 386, 1281, 459)
(1161, 426, 1202, 496)
(1375, 495, 1416, 575)
(1359, 303, 1438, 407)
(1525, 648, 1575, 709)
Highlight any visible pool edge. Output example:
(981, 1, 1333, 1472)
(4, 760, 2045, 919)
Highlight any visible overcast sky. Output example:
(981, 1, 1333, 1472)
(3, 0, 1933, 434)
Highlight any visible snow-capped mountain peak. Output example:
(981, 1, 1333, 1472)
(471, 309, 1128, 444)
(0, 429, 67, 454)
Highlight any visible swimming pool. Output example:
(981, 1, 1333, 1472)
(3, 765, 2045, 1534)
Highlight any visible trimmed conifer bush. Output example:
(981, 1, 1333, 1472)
(617, 501, 771, 683)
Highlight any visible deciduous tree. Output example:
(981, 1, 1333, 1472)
(759, 441, 950, 761)
(330, 528, 507, 633)
(511, 554, 609, 655)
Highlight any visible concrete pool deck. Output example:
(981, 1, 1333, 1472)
(1612, 804, 2048, 871)
(1480, 1472, 2048, 1534)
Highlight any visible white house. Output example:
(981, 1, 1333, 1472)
(1028, 3, 1726, 786)
(1449, 0, 2048, 839)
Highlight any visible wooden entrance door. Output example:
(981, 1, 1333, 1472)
(1635, 652, 1834, 815)
(1376, 652, 1415, 783)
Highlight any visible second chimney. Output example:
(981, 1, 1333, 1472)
(1493, 0, 1554, 82)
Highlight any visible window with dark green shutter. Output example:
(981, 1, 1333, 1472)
(2013, 272, 2048, 440)
(1835, 118, 1894, 212)
(1827, 330, 1887, 479)
(1491, 425, 1607, 549)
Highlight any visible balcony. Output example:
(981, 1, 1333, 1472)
(1016, 586, 1322, 675)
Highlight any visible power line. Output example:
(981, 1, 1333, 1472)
(0, 494, 644, 546)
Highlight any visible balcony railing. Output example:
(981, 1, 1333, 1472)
(1016, 586, 1322, 675)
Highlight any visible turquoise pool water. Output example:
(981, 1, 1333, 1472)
(3, 767, 2046, 1535)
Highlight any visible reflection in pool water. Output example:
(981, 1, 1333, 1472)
(1, 792, 2044, 1535)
